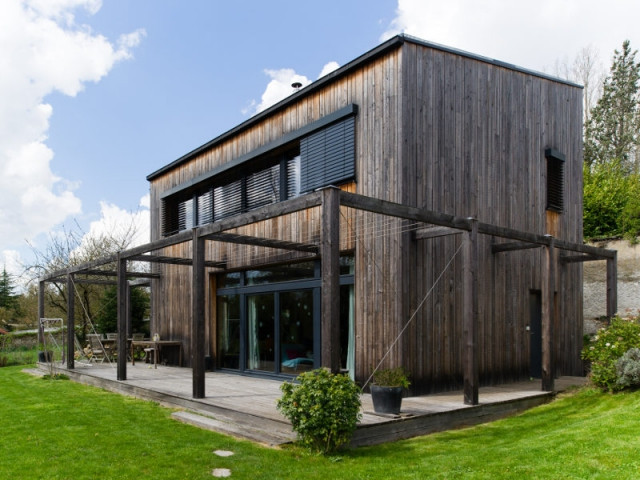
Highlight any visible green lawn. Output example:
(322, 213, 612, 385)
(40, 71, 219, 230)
(2, 365, 640, 479)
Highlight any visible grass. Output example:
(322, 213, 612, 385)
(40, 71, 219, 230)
(1, 365, 640, 479)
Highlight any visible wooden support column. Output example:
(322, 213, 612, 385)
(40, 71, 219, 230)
(541, 236, 556, 392)
(321, 187, 341, 373)
(463, 219, 479, 405)
(192, 229, 206, 398)
(37, 281, 45, 346)
(66, 274, 75, 369)
(126, 282, 133, 339)
(606, 251, 618, 319)
(117, 254, 128, 381)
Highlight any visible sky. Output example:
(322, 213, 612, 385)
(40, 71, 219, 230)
(2, 0, 640, 285)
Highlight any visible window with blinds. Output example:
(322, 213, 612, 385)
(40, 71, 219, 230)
(246, 163, 280, 211)
(161, 111, 356, 237)
(545, 149, 565, 213)
(300, 116, 355, 193)
(214, 179, 243, 221)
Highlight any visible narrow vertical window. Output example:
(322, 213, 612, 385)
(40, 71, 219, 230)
(545, 148, 565, 213)
(286, 155, 301, 199)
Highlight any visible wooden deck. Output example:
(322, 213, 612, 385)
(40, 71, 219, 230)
(33, 362, 587, 447)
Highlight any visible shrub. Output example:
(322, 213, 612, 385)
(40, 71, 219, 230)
(372, 366, 411, 388)
(616, 348, 640, 389)
(277, 369, 362, 454)
(582, 316, 640, 391)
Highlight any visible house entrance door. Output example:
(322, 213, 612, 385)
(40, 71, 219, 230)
(529, 291, 542, 378)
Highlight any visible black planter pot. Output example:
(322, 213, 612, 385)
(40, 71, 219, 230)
(38, 351, 53, 363)
(371, 385, 404, 414)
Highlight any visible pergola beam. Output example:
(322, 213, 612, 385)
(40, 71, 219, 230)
(492, 242, 542, 254)
(127, 254, 225, 269)
(206, 232, 318, 254)
(415, 226, 463, 240)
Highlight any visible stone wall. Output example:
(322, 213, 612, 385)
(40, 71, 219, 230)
(584, 239, 640, 334)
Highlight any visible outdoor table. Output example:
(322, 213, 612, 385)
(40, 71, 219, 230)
(131, 340, 182, 369)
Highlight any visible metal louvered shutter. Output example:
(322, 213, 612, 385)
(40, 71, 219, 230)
(178, 197, 194, 231)
(300, 116, 355, 193)
(197, 189, 213, 226)
(246, 163, 280, 210)
(545, 149, 565, 213)
(161, 198, 180, 237)
(214, 179, 242, 220)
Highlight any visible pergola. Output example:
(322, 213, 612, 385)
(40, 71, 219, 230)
(38, 187, 617, 405)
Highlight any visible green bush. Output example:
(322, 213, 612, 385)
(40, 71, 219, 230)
(616, 348, 640, 389)
(582, 316, 640, 391)
(277, 368, 362, 454)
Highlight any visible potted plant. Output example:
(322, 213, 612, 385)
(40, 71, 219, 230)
(370, 367, 410, 415)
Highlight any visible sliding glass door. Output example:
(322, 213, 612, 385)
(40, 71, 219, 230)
(215, 258, 353, 377)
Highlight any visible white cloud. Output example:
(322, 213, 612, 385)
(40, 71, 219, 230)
(252, 68, 311, 115)
(318, 61, 340, 78)
(0, 250, 24, 281)
(80, 196, 150, 252)
(382, 0, 640, 75)
(247, 61, 341, 116)
(0, 0, 144, 254)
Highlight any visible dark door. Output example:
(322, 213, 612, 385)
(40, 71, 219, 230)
(529, 291, 542, 378)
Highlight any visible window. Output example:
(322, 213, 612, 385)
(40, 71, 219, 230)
(300, 116, 355, 193)
(545, 148, 565, 213)
(161, 108, 356, 237)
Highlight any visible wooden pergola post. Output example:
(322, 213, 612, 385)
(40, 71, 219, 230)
(37, 280, 45, 346)
(66, 274, 75, 369)
(321, 187, 341, 373)
(117, 254, 128, 381)
(463, 219, 479, 405)
(541, 236, 556, 392)
(606, 251, 618, 319)
(192, 228, 206, 398)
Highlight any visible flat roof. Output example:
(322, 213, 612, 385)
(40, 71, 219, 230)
(147, 34, 581, 181)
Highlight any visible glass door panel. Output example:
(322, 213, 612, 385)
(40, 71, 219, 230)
(216, 295, 240, 369)
(279, 290, 314, 374)
(247, 293, 275, 372)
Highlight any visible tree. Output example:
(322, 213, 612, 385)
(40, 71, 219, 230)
(584, 40, 640, 173)
(95, 285, 150, 335)
(0, 267, 21, 326)
(25, 218, 145, 339)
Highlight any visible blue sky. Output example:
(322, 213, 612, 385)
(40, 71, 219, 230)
(2, 0, 640, 283)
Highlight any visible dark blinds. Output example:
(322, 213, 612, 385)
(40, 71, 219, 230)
(214, 179, 242, 221)
(178, 197, 194, 231)
(247, 163, 280, 210)
(545, 149, 565, 213)
(197, 189, 213, 226)
(300, 116, 355, 193)
(161, 198, 180, 236)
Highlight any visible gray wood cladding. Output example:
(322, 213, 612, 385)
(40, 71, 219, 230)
(148, 39, 583, 394)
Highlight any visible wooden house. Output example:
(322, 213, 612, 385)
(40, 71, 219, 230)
(40, 34, 617, 403)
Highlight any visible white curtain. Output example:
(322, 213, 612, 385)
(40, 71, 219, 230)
(346, 285, 355, 380)
(247, 296, 260, 369)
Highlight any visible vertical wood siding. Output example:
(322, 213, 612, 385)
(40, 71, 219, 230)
(148, 41, 583, 394)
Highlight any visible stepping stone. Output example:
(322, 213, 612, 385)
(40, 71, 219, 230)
(212, 468, 231, 477)
(213, 450, 234, 457)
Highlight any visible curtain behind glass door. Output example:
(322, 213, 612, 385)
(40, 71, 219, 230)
(247, 294, 275, 372)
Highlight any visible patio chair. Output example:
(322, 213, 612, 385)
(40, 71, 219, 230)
(88, 334, 113, 363)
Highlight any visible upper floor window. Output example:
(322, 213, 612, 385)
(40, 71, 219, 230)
(161, 110, 356, 237)
(545, 148, 565, 213)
